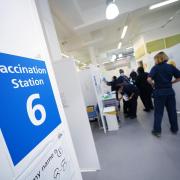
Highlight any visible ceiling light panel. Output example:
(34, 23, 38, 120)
(121, 26, 128, 39)
(118, 42, 122, 49)
(149, 0, 179, 10)
(118, 53, 123, 58)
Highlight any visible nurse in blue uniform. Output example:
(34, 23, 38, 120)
(118, 83, 139, 119)
(147, 52, 180, 137)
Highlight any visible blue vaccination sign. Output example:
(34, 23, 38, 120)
(0, 53, 62, 166)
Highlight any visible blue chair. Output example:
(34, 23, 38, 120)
(87, 105, 98, 121)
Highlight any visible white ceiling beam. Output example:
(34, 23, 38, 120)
(83, 38, 103, 46)
(74, 18, 107, 31)
(88, 46, 97, 64)
(72, 0, 84, 20)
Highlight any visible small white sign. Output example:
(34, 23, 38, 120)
(18, 137, 75, 180)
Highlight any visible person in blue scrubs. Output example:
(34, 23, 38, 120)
(118, 83, 139, 119)
(116, 69, 129, 85)
(116, 69, 130, 115)
(147, 52, 180, 137)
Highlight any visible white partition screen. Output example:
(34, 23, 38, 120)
(53, 59, 100, 172)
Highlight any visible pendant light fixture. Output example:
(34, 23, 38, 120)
(106, 0, 119, 20)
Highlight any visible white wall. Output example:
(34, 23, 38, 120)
(143, 22, 180, 43)
(133, 36, 146, 54)
(89, 65, 108, 133)
(53, 60, 100, 171)
(37, 0, 100, 171)
(35, 0, 62, 62)
(0, 0, 45, 59)
(102, 68, 119, 81)
(79, 69, 98, 107)
(0, 0, 82, 180)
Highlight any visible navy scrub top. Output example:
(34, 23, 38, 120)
(122, 84, 139, 98)
(149, 62, 180, 96)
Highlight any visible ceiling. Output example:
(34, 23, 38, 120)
(49, 0, 180, 65)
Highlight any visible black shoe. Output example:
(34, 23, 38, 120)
(143, 109, 150, 112)
(170, 127, 178, 135)
(124, 114, 130, 118)
(150, 107, 154, 110)
(151, 130, 161, 137)
(130, 116, 137, 119)
(170, 130, 178, 135)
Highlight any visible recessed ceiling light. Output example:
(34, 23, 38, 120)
(121, 26, 128, 39)
(106, 1, 119, 20)
(118, 53, 123, 58)
(111, 55, 116, 62)
(112, 54, 116, 59)
(126, 47, 133, 50)
(103, 61, 109, 65)
(149, 0, 179, 10)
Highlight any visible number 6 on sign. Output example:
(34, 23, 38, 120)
(27, 93, 46, 126)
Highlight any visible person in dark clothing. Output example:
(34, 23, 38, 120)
(116, 69, 130, 85)
(129, 70, 137, 85)
(147, 52, 180, 137)
(118, 83, 139, 119)
(136, 67, 153, 112)
(116, 69, 130, 115)
(106, 76, 117, 91)
(104, 76, 119, 100)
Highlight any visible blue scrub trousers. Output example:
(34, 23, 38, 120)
(153, 94, 178, 133)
